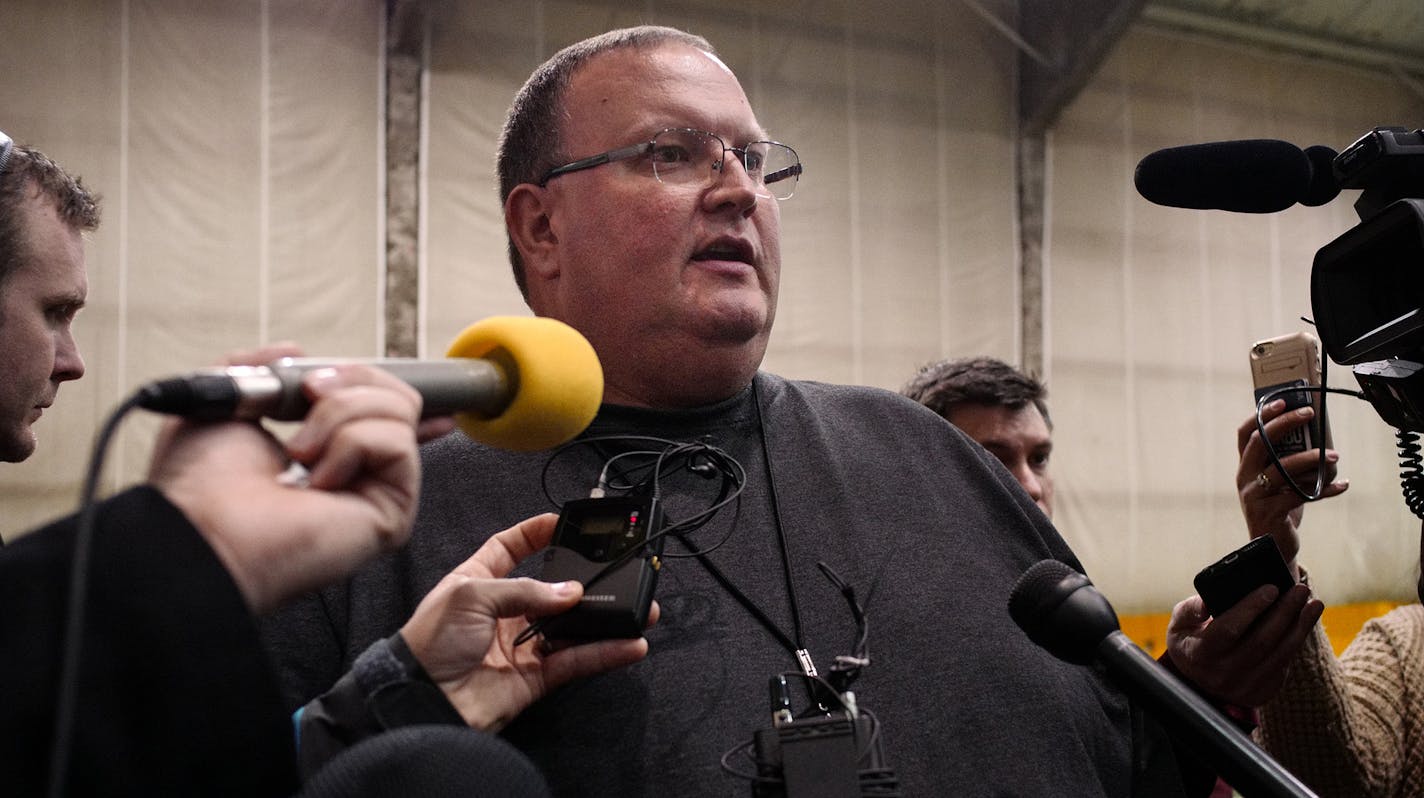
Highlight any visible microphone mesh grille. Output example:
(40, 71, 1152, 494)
(1007, 559, 1075, 631)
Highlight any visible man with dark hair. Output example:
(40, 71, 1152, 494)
(0, 133, 573, 795)
(0, 130, 99, 462)
(902, 356, 1055, 518)
(2, 351, 451, 795)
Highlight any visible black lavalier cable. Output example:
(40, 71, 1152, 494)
(1254, 382, 1363, 502)
(1253, 344, 1365, 503)
(47, 390, 146, 798)
(513, 434, 747, 646)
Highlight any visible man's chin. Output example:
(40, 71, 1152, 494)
(0, 429, 38, 463)
(694, 297, 773, 343)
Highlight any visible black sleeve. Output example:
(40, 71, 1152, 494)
(296, 632, 465, 779)
(1130, 700, 1220, 798)
(0, 486, 299, 797)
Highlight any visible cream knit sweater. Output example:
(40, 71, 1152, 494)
(1256, 602, 1424, 797)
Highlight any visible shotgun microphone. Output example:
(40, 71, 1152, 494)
(1134, 139, 1340, 213)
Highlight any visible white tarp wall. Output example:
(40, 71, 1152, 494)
(2, 0, 1420, 615)
(0, 1, 385, 538)
(1049, 26, 1424, 610)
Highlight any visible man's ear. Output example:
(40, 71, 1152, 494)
(506, 184, 559, 282)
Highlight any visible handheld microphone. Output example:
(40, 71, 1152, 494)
(136, 316, 603, 452)
(1134, 139, 1340, 213)
(1008, 559, 1318, 798)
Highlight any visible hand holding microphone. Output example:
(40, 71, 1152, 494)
(148, 350, 433, 614)
(137, 315, 604, 452)
(144, 316, 605, 613)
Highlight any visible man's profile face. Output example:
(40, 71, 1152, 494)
(528, 43, 781, 405)
(948, 402, 1054, 519)
(0, 189, 87, 462)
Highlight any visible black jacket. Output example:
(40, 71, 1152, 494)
(1, 487, 298, 796)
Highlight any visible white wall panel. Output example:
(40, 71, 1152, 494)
(1048, 26, 1424, 610)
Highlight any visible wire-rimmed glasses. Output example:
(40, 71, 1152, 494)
(538, 127, 802, 200)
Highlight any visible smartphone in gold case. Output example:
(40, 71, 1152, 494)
(1249, 331, 1332, 455)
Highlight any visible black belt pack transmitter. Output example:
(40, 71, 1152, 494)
(539, 495, 663, 640)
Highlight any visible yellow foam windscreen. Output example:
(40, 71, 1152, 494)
(444, 316, 603, 451)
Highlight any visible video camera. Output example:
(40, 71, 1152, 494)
(1310, 127, 1424, 431)
(1136, 126, 1424, 515)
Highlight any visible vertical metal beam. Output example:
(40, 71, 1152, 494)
(1014, 0, 1146, 375)
(384, 0, 424, 357)
(1018, 133, 1046, 376)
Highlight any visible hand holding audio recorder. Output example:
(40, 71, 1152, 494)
(538, 496, 664, 641)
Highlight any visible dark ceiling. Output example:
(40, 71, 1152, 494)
(1142, 0, 1424, 83)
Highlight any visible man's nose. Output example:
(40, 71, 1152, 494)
(54, 328, 85, 382)
(1013, 464, 1043, 501)
(707, 152, 764, 213)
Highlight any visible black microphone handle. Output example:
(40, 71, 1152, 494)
(1098, 632, 1317, 798)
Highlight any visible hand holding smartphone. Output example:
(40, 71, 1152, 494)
(1249, 331, 1331, 455)
(1193, 536, 1297, 618)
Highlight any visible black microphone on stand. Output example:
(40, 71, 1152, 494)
(1008, 559, 1317, 798)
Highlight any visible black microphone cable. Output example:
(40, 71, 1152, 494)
(513, 435, 748, 647)
(1251, 318, 1365, 503)
(1253, 380, 1365, 503)
(46, 389, 147, 798)
(1397, 430, 1424, 519)
(816, 561, 870, 695)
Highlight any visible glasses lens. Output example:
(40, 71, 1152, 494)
(650, 129, 719, 184)
(752, 142, 800, 200)
(649, 129, 801, 200)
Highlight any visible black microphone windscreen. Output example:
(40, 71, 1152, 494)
(298, 725, 551, 798)
(1134, 139, 1310, 213)
(1301, 144, 1342, 207)
(1007, 559, 1078, 630)
(1008, 559, 1120, 666)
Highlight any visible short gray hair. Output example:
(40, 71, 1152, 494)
(496, 25, 714, 300)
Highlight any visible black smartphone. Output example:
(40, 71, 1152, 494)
(1193, 536, 1296, 618)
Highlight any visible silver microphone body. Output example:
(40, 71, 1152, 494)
(135, 315, 606, 451)
(142, 358, 510, 421)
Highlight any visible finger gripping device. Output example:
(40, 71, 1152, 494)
(538, 495, 663, 640)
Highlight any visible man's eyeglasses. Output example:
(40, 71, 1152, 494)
(538, 128, 802, 200)
(0, 130, 13, 179)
